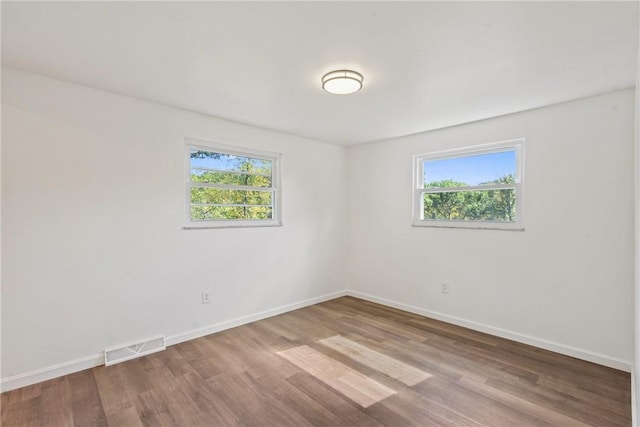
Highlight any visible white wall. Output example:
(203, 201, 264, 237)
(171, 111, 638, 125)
(634, 6, 640, 423)
(347, 90, 635, 369)
(1, 68, 347, 385)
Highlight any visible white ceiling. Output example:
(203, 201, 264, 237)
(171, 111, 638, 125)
(2, 2, 638, 146)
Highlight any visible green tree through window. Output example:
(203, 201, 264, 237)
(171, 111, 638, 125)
(413, 140, 523, 229)
(423, 175, 516, 221)
(186, 144, 281, 227)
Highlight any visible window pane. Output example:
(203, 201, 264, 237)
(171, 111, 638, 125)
(191, 170, 272, 187)
(186, 143, 281, 227)
(191, 205, 273, 221)
(423, 189, 516, 222)
(424, 150, 515, 188)
(191, 188, 272, 206)
(190, 149, 272, 175)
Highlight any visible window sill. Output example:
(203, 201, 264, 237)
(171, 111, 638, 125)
(412, 221, 524, 231)
(184, 221, 282, 230)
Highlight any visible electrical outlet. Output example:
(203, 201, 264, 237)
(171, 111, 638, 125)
(202, 291, 211, 304)
(441, 282, 450, 294)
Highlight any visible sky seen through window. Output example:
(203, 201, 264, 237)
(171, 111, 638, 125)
(423, 150, 515, 186)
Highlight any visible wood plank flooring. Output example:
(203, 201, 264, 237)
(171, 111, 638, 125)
(318, 335, 432, 386)
(1, 297, 631, 426)
(278, 345, 397, 408)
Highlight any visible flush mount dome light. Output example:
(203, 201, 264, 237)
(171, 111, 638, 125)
(322, 70, 363, 95)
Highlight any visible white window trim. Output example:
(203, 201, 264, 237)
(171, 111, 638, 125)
(412, 138, 525, 231)
(184, 138, 282, 229)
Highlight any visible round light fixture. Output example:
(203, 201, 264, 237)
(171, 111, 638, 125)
(321, 70, 363, 95)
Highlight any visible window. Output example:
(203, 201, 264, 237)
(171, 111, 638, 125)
(413, 139, 524, 230)
(185, 139, 281, 228)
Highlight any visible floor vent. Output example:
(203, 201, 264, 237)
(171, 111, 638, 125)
(104, 336, 166, 366)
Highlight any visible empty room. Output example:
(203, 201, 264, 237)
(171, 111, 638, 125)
(1, 1, 639, 426)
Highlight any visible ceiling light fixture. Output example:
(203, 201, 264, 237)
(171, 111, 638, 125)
(321, 70, 363, 95)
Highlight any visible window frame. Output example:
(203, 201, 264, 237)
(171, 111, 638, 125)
(412, 138, 525, 230)
(184, 138, 282, 229)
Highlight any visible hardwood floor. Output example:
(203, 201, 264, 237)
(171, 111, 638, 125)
(1, 297, 631, 426)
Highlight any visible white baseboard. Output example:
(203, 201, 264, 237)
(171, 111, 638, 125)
(165, 290, 347, 347)
(347, 290, 633, 373)
(0, 290, 347, 393)
(2, 288, 630, 393)
(0, 354, 104, 393)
